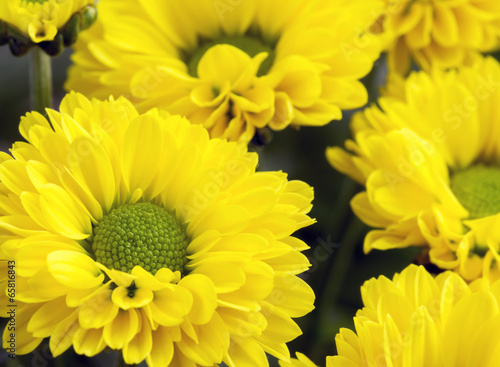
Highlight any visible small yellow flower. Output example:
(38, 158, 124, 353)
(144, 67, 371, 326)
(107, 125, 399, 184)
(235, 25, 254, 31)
(328, 55, 500, 282)
(329, 264, 500, 367)
(65, 0, 384, 143)
(374, 0, 500, 74)
(0, 92, 315, 366)
(0, 0, 96, 55)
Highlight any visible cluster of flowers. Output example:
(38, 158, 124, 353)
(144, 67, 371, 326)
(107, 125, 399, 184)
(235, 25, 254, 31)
(2, 0, 500, 366)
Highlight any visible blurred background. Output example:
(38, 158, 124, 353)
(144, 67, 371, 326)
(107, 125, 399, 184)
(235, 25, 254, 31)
(0, 47, 421, 366)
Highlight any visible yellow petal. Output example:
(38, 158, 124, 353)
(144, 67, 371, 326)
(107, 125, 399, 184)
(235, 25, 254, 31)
(178, 274, 217, 325)
(402, 307, 442, 367)
(79, 285, 119, 329)
(121, 111, 164, 194)
(443, 290, 499, 365)
(189, 204, 250, 237)
(15, 234, 84, 277)
(277, 63, 322, 108)
(198, 44, 252, 87)
(146, 327, 175, 367)
(103, 309, 140, 349)
(268, 272, 315, 318)
(112, 285, 154, 310)
(0, 160, 37, 195)
(224, 338, 268, 367)
(255, 301, 302, 344)
(49, 311, 79, 357)
(431, 5, 459, 46)
(123, 311, 153, 364)
(39, 184, 92, 240)
(23, 267, 68, 301)
(150, 285, 193, 326)
(332, 328, 363, 366)
(73, 327, 106, 357)
(28, 298, 75, 338)
(68, 135, 116, 213)
(47, 251, 104, 289)
(176, 314, 228, 365)
(190, 259, 246, 293)
(3, 304, 43, 354)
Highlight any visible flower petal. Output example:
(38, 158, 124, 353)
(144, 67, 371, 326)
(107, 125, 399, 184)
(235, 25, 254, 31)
(47, 251, 104, 289)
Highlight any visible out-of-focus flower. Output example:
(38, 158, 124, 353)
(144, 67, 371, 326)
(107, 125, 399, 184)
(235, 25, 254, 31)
(0, 92, 315, 366)
(328, 56, 500, 282)
(65, 0, 384, 143)
(329, 264, 500, 367)
(374, 0, 500, 74)
(0, 0, 96, 56)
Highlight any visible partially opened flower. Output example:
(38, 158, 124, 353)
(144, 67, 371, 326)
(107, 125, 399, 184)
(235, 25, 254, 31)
(65, 0, 384, 143)
(0, 92, 315, 366)
(374, 0, 500, 74)
(284, 265, 500, 366)
(0, 0, 96, 56)
(329, 264, 500, 367)
(328, 55, 500, 282)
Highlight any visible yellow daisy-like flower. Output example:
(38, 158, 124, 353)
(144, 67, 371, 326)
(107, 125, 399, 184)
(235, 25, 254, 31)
(0, 0, 96, 56)
(65, 0, 384, 143)
(328, 55, 500, 282)
(0, 92, 315, 366)
(375, 0, 500, 74)
(329, 264, 500, 367)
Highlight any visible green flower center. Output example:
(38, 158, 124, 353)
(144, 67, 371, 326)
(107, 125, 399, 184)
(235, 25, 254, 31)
(450, 164, 500, 219)
(92, 202, 189, 274)
(187, 35, 275, 78)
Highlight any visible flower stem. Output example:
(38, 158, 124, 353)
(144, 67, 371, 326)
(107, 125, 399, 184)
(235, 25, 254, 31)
(307, 214, 366, 362)
(29, 47, 52, 114)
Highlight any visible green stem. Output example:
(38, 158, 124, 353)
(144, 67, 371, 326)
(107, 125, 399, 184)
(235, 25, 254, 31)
(29, 47, 52, 114)
(319, 216, 365, 311)
(327, 177, 360, 241)
(308, 215, 366, 361)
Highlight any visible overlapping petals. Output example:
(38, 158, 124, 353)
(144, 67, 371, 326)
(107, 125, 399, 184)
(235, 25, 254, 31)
(373, 0, 500, 73)
(65, 0, 384, 143)
(0, 92, 315, 366)
(0, 0, 96, 55)
(330, 265, 500, 367)
(328, 56, 500, 281)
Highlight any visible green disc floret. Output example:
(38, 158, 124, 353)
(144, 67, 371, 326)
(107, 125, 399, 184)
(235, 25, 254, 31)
(450, 164, 500, 219)
(92, 202, 189, 274)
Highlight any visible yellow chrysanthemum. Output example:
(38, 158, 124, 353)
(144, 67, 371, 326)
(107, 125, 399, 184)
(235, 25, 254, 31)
(374, 0, 500, 74)
(0, 92, 315, 366)
(65, 0, 384, 143)
(0, 0, 96, 55)
(328, 264, 500, 367)
(328, 55, 500, 282)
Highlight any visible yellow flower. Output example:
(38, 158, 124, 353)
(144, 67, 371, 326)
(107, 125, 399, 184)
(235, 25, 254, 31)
(374, 0, 500, 74)
(0, 0, 96, 55)
(0, 92, 315, 366)
(329, 264, 500, 367)
(327, 55, 500, 282)
(65, 0, 384, 143)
